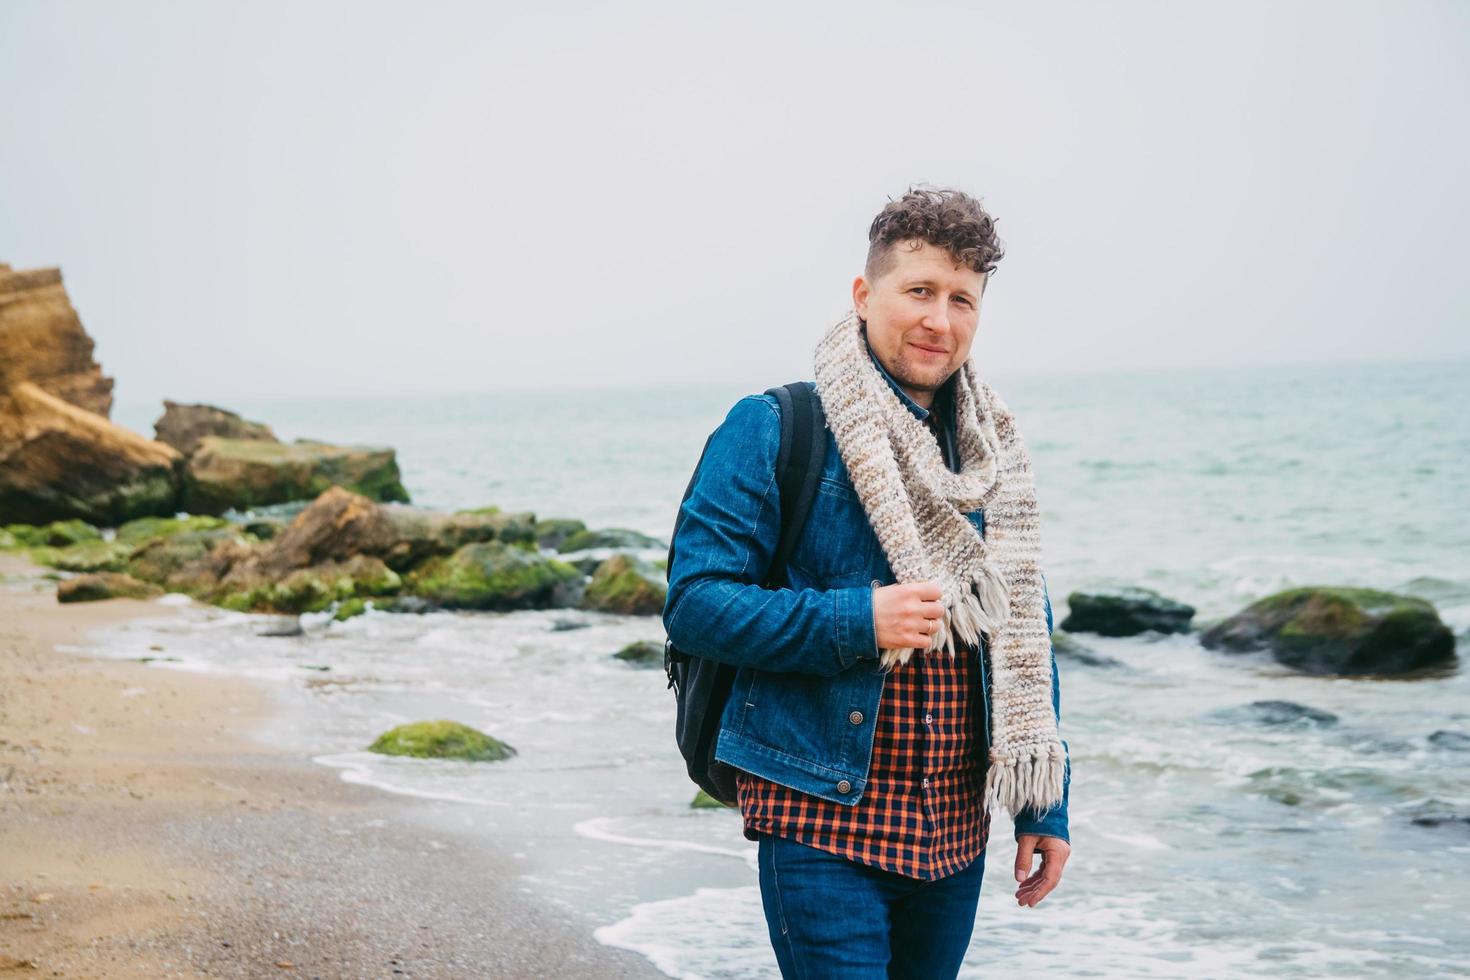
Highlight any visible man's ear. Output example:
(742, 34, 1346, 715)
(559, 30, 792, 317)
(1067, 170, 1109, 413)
(852, 275, 871, 318)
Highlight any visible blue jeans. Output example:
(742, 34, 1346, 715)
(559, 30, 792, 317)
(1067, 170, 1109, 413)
(756, 832, 986, 979)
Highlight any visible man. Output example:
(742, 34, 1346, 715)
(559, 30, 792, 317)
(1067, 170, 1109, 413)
(662, 187, 1070, 978)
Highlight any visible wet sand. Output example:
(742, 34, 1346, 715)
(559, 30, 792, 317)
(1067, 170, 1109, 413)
(0, 553, 664, 979)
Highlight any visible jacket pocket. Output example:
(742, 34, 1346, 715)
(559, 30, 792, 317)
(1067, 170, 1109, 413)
(789, 478, 876, 581)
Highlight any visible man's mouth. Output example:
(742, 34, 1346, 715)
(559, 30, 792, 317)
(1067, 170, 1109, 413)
(908, 342, 948, 356)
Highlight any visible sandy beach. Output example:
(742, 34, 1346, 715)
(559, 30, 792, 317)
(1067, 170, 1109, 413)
(0, 553, 665, 979)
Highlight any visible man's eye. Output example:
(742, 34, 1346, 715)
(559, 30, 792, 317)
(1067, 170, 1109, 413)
(954, 296, 972, 308)
(910, 287, 929, 296)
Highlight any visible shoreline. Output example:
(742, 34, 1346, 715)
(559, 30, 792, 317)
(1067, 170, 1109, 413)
(0, 553, 664, 979)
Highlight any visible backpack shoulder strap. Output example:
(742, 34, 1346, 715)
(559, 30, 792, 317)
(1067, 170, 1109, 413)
(764, 381, 827, 587)
(665, 384, 828, 588)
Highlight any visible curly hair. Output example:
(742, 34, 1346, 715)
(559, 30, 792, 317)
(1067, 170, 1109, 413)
(865, 186, 1005, 287)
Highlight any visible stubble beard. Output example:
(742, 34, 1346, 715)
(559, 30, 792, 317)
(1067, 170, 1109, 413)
(889, 349, 955, 398)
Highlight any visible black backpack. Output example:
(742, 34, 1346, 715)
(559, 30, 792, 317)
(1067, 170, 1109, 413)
(662, 382, 828, 805)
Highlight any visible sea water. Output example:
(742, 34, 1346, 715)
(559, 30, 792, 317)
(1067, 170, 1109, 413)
(88, 357, 1469, 978)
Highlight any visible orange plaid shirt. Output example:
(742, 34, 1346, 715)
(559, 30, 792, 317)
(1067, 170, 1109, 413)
(735, 636, 989, 881)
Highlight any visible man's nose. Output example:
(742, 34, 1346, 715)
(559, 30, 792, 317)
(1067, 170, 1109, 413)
(920, 302, 952, 334)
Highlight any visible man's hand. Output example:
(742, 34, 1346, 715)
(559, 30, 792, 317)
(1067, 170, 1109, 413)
(1014, 834, 1070, 908)
(872, 581, 944, 650)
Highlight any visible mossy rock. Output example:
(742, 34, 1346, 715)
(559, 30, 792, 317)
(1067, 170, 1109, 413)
(582, 554, 666, 615)
(332, 596, 372, 621)
(215, 555, 401, 614)
(533, 518, 588, 551)
(126, 529, 249, 585)
(28, 538, 136, 573)
(1199, 586, 1456, 676)
(1060, 587, 1195, 636)
(559, 527, 665, 553)
(3, 519, 102, 549)
(405, 541, 582, 611)
(57, 572, 164, 603)
(115, 514, 230, 545)
(368, 720, 515, 762)
(691, 788, 734, 809)
(182, 437, 411, 515)
(613, 639, 664, 668)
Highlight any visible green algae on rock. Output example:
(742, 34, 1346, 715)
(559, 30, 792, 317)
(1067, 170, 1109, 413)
(582, 554, 666, 615)
(28, 538, 135, 573)
(368, 720, 516, 762)
(214, 554, 402, 614)
(1200, 586, 1456, 676)
(57, 571, 164, 603)
(2, 519, 103, 549)
(405, 541, 582, 611)
(115, 514, 230, 544)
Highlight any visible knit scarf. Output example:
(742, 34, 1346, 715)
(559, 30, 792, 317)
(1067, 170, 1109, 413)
(812, 309, 1066, 818)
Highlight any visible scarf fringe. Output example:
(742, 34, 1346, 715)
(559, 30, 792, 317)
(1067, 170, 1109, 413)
(877, 564, 1011, 669)
(984, 743, 1067, 818)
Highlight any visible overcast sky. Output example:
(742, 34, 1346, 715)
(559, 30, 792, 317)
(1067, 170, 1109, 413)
(2, 1, 1466, 409)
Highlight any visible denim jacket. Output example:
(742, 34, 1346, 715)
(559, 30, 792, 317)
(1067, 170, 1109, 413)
(662, 351, 1070, 842)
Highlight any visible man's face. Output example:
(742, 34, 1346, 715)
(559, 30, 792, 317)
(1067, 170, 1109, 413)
(852, 239, 987, 409)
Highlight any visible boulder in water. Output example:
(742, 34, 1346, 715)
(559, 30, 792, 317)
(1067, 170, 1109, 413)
(1051, 629, 1124, 668)
(1060, 586, 1195, 636)
(1199, 586, 1456, 676)
(1211, 699, 1339, 729)
(613, 639, 665, 668)
(368, 720, 515, 762)
(1428, 730, 1470, 752)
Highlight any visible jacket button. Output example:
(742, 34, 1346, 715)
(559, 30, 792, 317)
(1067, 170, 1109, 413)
(836, 780, 851, 794)
(849, 710, 863, 725)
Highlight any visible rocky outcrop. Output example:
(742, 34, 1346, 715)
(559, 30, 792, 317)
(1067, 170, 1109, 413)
(223, 487, 527, 574)
(0, 265, 184, 524)
(1060, 587, 1195, 636)
(153, 401, 277, 456)
(1200, 586, 1456, 676)
(0, 382, 182, 525)
(0, 264, 113, 416)
(181, 436, 410, 515)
